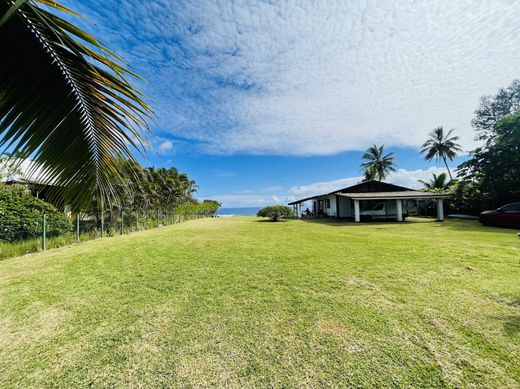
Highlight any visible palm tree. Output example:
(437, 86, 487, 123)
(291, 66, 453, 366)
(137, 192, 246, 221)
(362, 165, 377, 182)
(360, 144, 396, 181)
(0, 1, 152, 208)
(419, 172, 451, 191)
(421, 127, 462, 181)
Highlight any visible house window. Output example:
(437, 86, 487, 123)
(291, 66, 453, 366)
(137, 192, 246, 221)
(326, 199, 331, 209)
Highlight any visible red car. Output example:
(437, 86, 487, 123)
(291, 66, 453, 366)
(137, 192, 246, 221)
(479, 202, 520, 228)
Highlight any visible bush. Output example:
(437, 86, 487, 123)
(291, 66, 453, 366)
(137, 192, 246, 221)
(256, 205, 293, 222)
(0, 185, 72, 242)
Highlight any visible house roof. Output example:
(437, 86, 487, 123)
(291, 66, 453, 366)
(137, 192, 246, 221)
(288, 180, 448, 205)
(337, 191, 449, 200)
(1, 158, 56, 186)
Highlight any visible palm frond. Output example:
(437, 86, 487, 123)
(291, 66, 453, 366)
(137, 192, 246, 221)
(0, 0, 152, 209)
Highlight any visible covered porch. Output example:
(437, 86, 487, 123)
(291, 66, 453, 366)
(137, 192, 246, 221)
(337, 191, 449, 222)
(290, 191, 449, 222)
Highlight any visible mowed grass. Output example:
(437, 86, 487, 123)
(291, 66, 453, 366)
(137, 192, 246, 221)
(0, 217, 519, 388)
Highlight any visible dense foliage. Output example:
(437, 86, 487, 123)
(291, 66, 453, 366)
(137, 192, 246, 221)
(176, 200, 221, 217)
(0, 1, 152, 208)
(455, 110, 520, 213)
(0, 185, 72, 242)
(257, 205, 293, 221)
(81, 158, 220, 225)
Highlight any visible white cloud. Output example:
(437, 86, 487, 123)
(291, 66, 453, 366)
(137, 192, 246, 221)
(157, 140, 173, 154)
(66, 0, 520, 155)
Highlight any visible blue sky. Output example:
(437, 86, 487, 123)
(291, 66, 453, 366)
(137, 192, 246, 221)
(62, 0, 520, 207)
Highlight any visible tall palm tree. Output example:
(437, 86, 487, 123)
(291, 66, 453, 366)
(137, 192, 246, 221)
(360, 144, 396, 181)
(0, 0, 152, 208)
(419, 172, 451, 191)
(421, 127, 462, 181)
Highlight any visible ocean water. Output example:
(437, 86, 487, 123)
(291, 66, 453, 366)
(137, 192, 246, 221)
(217, 207, 261, 216)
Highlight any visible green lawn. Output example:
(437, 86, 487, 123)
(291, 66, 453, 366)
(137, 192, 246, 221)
(1, 217, 519, 388)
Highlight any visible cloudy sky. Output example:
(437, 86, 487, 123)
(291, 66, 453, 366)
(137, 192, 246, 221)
(64, 0, 520, 206)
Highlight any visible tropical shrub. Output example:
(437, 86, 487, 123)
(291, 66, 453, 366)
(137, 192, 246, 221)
(0, 185, 72, 242)
(257, 205, 293, 222)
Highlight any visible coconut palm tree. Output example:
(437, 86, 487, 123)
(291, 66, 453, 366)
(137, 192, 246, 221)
(0, 0, 152, 208)
(360, 144, 396, 181)
(421, 127, 462, 181)
(419, 172, 451, 191)
(362, 165, 377, 182)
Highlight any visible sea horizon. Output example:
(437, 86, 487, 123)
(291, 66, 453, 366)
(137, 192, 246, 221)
(217, 207, 262, 216)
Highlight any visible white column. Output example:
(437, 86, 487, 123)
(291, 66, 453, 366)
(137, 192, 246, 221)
(354, 199, 360, 222)
(436, 199, 444, 221)
(396, 199, 403, 222)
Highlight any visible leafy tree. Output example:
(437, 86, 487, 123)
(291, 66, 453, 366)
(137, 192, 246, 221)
(360, 145, 396, 181)
(456, 110, 520, 211)
(201, 200, 221, 216)
(0, 1, 152, 209)
(419, 173, 451, 192)
(421, 127, 462, 180)
(0, 154, 22, 181)
(257, 205, 293, 222)
(472, 79, 520, 144)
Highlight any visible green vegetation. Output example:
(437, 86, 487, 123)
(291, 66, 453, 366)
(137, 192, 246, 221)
(421, 127, 462, 181)
(360, 144, 396, 181)
(456, 106, 520, 213)
(0, 185, 72, 242)
(419, 172, 452, 192)
(0, 1, 152, 208)
(1, 217, 518, 387)
(0, 204, 215, 260)
(418, 80, 520, 214)
(257, 205, 293, 221)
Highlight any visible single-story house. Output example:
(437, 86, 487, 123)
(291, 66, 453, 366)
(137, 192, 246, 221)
(288, 180, 449, 222)
(1, 158, 57, 202)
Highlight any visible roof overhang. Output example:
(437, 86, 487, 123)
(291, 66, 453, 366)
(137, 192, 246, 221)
(337, 191, 450, 201)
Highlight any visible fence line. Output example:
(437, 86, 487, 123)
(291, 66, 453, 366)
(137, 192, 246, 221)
(0, 209, 212, 260)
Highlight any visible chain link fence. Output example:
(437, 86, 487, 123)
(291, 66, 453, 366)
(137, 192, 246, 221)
(0, 209, 206, 260)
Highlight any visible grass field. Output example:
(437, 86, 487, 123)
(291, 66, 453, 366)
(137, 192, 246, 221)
(0, 217, 519, 388)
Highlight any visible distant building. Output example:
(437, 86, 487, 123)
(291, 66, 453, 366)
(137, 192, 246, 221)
(1, 158, 58, 203)
(288, 180, 448, 222)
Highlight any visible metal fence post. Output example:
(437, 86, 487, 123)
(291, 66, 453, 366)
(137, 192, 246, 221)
(42, 214, 46, 251)
(121, 210, 124, 235)
(157, 208, 160, 228)
(76, 213, 80, 242)
(101, 209, 104, 237)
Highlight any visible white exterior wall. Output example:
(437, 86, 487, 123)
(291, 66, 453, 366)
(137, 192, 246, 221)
(324, 195, 337, 217)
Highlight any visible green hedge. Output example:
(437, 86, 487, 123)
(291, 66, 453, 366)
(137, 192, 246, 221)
(0, 185, 72, 242)
(257, 205, 293, 221)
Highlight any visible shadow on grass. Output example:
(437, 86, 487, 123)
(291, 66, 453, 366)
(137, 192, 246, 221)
(254, 218, 291, 223)
(502, 298, 520, 337)
(290, 217, 520, 237)
(293, 216, 438, 227)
